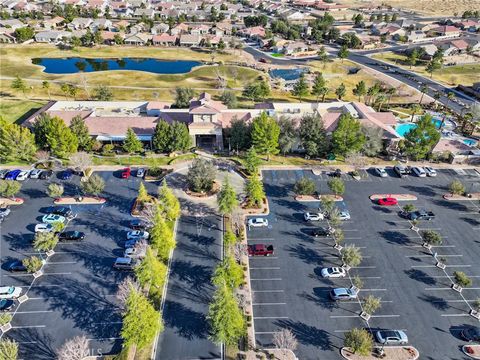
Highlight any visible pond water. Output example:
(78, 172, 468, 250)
(269, 68, 306, 81)
(32, 57, 201, 74)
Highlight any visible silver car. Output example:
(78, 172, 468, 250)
(375, 330, 408, 345)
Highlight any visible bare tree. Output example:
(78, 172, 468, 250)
(56, 334, 89, 360)
(116, 276, 139, 312)
(234, 290, 248, 312)
(35, 150, 51, 163)
(273, 328, 298, 359)
(140, 203, 159, 223)
(69, 151, 93, 176)
(233, 242, 247, 263)
(134, 239, 148, 254)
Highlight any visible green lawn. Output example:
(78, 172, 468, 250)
(0, 99, 47, 124)
(91, 153, 196, 166)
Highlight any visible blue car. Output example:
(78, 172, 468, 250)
(59, 170, 73, 180)
(5, 170, 21, 180)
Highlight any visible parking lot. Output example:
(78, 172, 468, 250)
(0, 171, 158, 358)
(247, 167, 480, 360)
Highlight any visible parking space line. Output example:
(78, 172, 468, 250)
(405, 254, 462, 258)
(254, 316, 289, 319)
(353, 266, 376, 269)
(371, 315, 401, 318)
(12, 325, 46, 329)
(440, 314, 470, 317)
(362, 288, 387, 291)
(250, 267, 280, 270)
(8, 310, 53, 314)
(86, 337, 122, 341)
(47, 261, 78, 265)
(250, 278, 282, 281)
(330, 315, 358, 318)
(252, 303, 287, 306)
(255, 332, 278, 335)
(42, 272, 73, 275)
(412, 265, 471, 268)
(425, 287, 480, 290)
(252, 290, 284, 293)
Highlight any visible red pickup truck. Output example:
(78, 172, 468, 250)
(248, 244, 274, 257)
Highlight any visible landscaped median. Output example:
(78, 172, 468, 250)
(369, 194, 418, 201)
(53, 196, 106, 205)
(0, 197, 24, 206)
(443, 193, 480, 201)
(295, 194, 344, 202)
(341, 346, 419, 360)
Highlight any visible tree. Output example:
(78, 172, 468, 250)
(242, 80, 270, 102)
(277, 116, 297, 155)
(363, 295, 381, 315)
(337, 45, 349, 62)
(56, 335, 89, 360)
(69, 116, 93, 151)
(294, 177, 316, 196)
(407, 49, 418, 68)
(473, 298, 480, 313)
(135, 247, 167, 290)
(69, 151, 92, 176)
(0, 338, 18, 360)
(426, 59, 441, 78)
(299, 113, 328, 158)
(121, 288, 162, 349)
(453, 271, 472, 288)
(421, 230, 442, 246)
(273, 329, 298, 359)
(187, 158, 216, 193)
(22, 256, 43, 273)
(344, 328, 373, 356)
(0, 180, 21, 198)
(228, 118, 251, 152)
(341, 245, 362, 267)
(33, 231, 59, 251)
(149, 209, 175, 261)
(244, 147, 261, 175)
(47, 183, 64, 198)
(93, 85, 113, 100)
(353, 80, 367, 102)
(245, 173, 265, 208)
(169, 121, 192, 152)
(80, 174, 105, 196)
(217, 176, 238, 215)
(173, 87, 195, 108)
(291, 74, 309, 100)
(0, 118, 37, 163)
(208, 283, 245, 346)
(251, 112, 280, 161)
(152, 120, 172, 153)
(14, 26, 34, 42)
(419, 84, 429, 104)
(212, 255, 244, 289)
(68, 84, 79, 100)
(157, 179, 180, 220)
(60, 83, 70, 100)
(328, 178, 345, 196)
(317, 46, 329, 68)
(311, 72, 328, 102)
(33, 114, 78, 157)
(123, 128, 143, 154)
(361, 125, 383, 156)
(404, 114, 441, 160)
(220, 91, 237, 108)
(116, 277, 139, 312)
(223, 230, 237, 249)
(335, 83, 346, 100)
(331, 113, 365, 156)
(42, 80, 51, 100)
(449, 180, 465, 195)
(11, 75, 28, 98)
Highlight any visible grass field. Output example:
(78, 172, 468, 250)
(372, 52, 480, 87)
(0, 99, 47, 124)
(339, 0, 479, 15)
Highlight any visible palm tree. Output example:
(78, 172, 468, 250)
(385, 87, 396, 108)
(419, 84, 429, 104)
(410, 103, 421, 122)
(42, 80, 51, 100)
(440, 92, 456, 128)
(433, 91, 441, 110)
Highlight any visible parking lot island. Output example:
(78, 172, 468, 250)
(341, 346, 419, 360)
(443, 193, 480, 201)
(369, 194, 418, 201)
(53, 196, 107, 204)
(0, 197, 24, 205)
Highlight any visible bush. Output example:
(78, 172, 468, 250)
(0, 314, 12, 326)
(402, 203, 415, 213)
(22, 256, 43, 273)
(421, 230, 442, 245)
(449, 180, 465, 195)
(293, 178, 316, 195)
(344, 328, 373, 356)
(102, 144, 114, 155)
(187, 158, 216, 193)
(328, 178, 345, 196)
(453, 271, 472, 288)
(363, 295, 381, 315)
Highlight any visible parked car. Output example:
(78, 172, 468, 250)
(248, 244, 274, 256)
(124, 247, 146, 258)
(377, 197, 398, 206)
(461, 326, 480, 342)
(394, 165, 409, 178)
(0, 299, 15, 312)
(129, 219, 150, 230)
(424, 167, 437, 177)
(329, 287, 358, 301)
(126, 230, 149, 240)
(29, 169, 43, 179)
(309, 227, 335, 237)
(39, 170, 53, 180)
(374, 167, 388, 177)
(330, 169, 342, 177)
(121, 168, 131, 179)
(401, 210, 435, 221)
(5, 170, 21, 180)
(0, 169, 10, 179)
(338, 211, 351, 221)
(124, 239, 140, 249)
(41, 214, 66, 224)
(15, 170, 29, 181)
(411, 166, 427, 177)
(304, 212, 324, 221)
(0, 286, 22, 299)
(113, 257, 137, 270)
(46, 206, 74, 219)
(259, 58, 268, 63)
(375, 330, 408, 345)
(58, 231, 85, 241)
(248, 218, 269, 228)
(59, 169, 73, 180)
(136, 168, 145, 178)
(321, 267, 347, 278)
(35, 223, 54, 233)
(0, 207, 11, 219)
(5, 260, 27, 273)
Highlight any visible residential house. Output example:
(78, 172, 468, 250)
(455, 20, 480, 32)
(407, 30, 426, 43)
(151, 23, 169, 35)
(124, 32, 151, 45)
(113, 20, 130, 32)
(35, 30, 72, 43)
(152, 33, 177, 46)
(215, 22, 233, 36)
(91, 19, 112, 32)
(0, 31, 16, 43)
(43, 16, 64, 30)
(429, 25, 461, 38)
(238, 26, 266, 40)
(100, 31, 123, 45)
(190, 24, 210, 36)
(68, 18, 93, 30)
(171, 23, 189, 36)
(0, 19, 24, 31)
(133, 8, 155, 19)
(281, 41, 309, 55)
(179, 34, 201, 47)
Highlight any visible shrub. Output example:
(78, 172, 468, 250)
(0, 314, 12, 326)
(22, 256, 43, 273)
(453, 271, 472, 288)
(421, 230, 442, 245)
(449, 180, 465, 195)
(293, 177, 316, 195)
(344, 328, 373, 356)
(187, 158, 216, 193)
(402, 203, 415, 213)
(363, 295, 381, 315)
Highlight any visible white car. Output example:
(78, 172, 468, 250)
(339, 211, 351, 221)
(15, 170, 30, 181)
(248, 218, 269, 228)
(124, 247, 146, 258)
(424, 167, 437, 177)
(304, 212, 324, 221)
(126, 230, 149, 240)
(29, 169, 43, 179)
(0, 286, 22, 299)
(321, 267, 347, 278)
(35, 223, 54, 233)
(412, 166, 427, 177)
(42, 214, 66, 224)
(374, 167, 388, 177)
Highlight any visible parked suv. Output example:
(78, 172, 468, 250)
(394, 165, 409, 178)
(113, 257, 137, 270)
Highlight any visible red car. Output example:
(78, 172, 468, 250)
(121, 167, 131, 179)
(377, 197, 398, 206)
(248, 244, 274, 257)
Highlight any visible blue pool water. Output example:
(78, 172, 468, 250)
(32, 57, 201, 74)
(395, 123, 417, 137)
(269, 68, 306, 81)
(463, 138, 478, 147)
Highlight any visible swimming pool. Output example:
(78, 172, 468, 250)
(463, 138, 478, 147)
(395, 123, 417, 137)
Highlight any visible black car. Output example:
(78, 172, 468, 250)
(310, 227, 334, 237)
(39, 170, 53, 180)
(330, 169, 342, 177)
(129, 219, 150, 230)
(58, 231, 85, 241)
(0, 299, 15, 312)
(0, 169, 10, 179)
(461, 326, 480, 342)
(46, 206, 73, 219)
(5, 260, 27, 273)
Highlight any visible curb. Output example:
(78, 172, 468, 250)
(340, 346, 419, 360)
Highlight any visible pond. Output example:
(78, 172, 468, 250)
(269, 68, 307, 81)
(32, 57, 201, 74)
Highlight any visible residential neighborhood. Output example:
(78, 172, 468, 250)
(0, 0, 480, 359)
